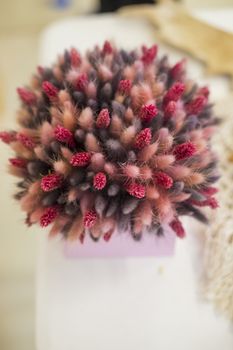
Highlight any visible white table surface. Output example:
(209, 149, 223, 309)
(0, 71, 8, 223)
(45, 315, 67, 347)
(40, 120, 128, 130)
(37, 11, 233, 350)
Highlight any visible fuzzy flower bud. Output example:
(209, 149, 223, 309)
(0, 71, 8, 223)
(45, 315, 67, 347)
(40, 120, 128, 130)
(70, 152, 91, 167)
(17, 87, 37, 105)
(41, 173, 63, 192)
(93, 172, 107, 190)
(140, 104, 158, 123)
(76, 73, 88, 91)
(126, 183, 146, 199)
(163, 82, 185, 105)
(164, 101, 176, 119)
(170, 218, 186, 238)
(118, 79, 132, 94)
(96, 109, 110, 128)
(83, 210, 98, 228)
(141, 45, 158, 64)
(16, 133, 35, 149)
(9, 158, 27, 168)
(186, 95, 207, 115)
(102, 40, 113, 55)
(154, 172, 173, 189)
(40, 206, 59, 227)
(134, 128, 152, 149)
(42, 81, 58, 99)
(70, 47, 81, 67)
(173, 142, 196, 161)
(0, 131, 16, 144)
(170, 59, 186, 79)
(54, 125, 74, 146)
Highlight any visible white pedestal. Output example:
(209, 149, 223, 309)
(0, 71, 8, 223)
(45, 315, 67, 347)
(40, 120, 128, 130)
(36, 218, 233, 350)
(36, 12, 233, 350)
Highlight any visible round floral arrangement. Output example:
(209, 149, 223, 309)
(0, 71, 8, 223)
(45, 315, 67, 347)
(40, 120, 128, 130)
(0, 41, 219, 242)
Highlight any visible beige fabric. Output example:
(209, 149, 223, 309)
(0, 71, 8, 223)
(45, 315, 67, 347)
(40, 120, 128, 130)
(202, 96, 233, 321)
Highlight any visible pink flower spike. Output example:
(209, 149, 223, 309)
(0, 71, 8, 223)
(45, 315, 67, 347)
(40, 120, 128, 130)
(140, 104, 158, 123)
(186, 95, 207, 115)
(76, 73, 88, 91)
(118, 79, 132, 94)
(17, 133, 35, 149)
(79, 232, 85, 244)
(54, 125, 74, 146)
(141, 45, 158, 65)
(173, 142, 196, 161)
(42, 81, 58, 99)
(134, 128, 152, 149)
(163, 82, 185, 105)
(190, 197, 219, 209)
(93, 172, 107, 190)
(9, 158, 27, 168)
(41, 173, 63, 192)
(70, 47, 81, 67)
(170, 59, 186, 79)
(0, 131, 16, 144)
(102, 41, 113, 55)
(198, 86, 209, 98)
(126, 183, 146, 199)
(164, 101, 176, 119)
(37, 66, 44, 75)
(17, 87, 37, 105)
(200, 187, 218, 196)
(84, 210, 97, 228)
(70, 152, 91, 167)
(40, 207, 59, 227)
(103, 231, 113, 242)
(96, 109, 110, 128)
(154, 172, 173, 189)
(206, 197, 219, 209)
(170, 218, 186, 238)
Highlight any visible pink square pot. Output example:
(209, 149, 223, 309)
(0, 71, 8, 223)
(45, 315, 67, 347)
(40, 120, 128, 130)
(64, 225, 176, 258)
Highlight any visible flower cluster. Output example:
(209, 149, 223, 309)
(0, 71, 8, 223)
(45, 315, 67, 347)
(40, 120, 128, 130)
(0, 42, 219, 242)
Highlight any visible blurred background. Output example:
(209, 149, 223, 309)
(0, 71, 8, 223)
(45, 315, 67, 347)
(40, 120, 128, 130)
(0, 0, 232, 350)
